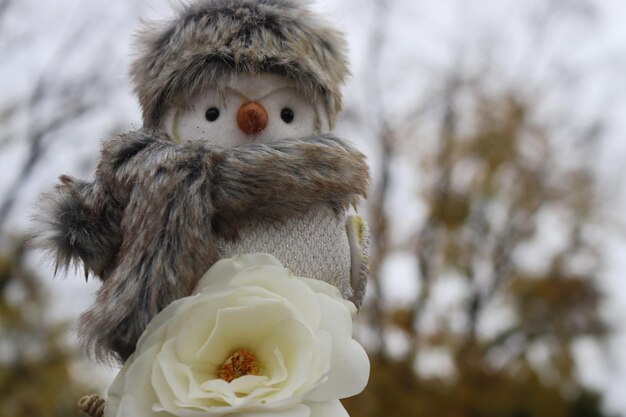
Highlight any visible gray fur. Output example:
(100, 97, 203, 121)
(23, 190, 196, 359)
(33, 129, 368, 363)
(32, 177, 121, 279)
(131, 0, 349, 129)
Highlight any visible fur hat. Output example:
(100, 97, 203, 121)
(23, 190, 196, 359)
(131, 0, 349, 129)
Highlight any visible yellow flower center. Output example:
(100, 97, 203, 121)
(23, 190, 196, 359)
(218, 349, 261, 382)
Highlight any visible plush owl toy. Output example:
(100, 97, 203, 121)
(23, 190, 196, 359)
(35, 0, 369, 392)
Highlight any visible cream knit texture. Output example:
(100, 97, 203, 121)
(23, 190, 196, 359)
(217, 204, 353, 300)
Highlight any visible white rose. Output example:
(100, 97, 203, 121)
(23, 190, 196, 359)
(105, 253, 370, 417)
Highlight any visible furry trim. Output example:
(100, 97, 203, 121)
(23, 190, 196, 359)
(131, 0, 349, 129)
(36, 128, 368, 362)
(31, 176, 121, 280)
(211, 134, 369, 239)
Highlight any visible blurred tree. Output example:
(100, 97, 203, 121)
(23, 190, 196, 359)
(0, 0, 142, 231)
(343, 0, 616, 416)
(0, 238, 89, 417)
(344, 88, 612, 417)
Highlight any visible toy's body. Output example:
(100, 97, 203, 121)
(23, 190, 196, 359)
(34, 0, 370, 367)
(163, 71, 367, 303)
(219, 203, 357, 299)
(38, 131, 368, 362)
(161, 72, 367, 307)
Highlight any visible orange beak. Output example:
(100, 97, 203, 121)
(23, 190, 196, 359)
(236, 101, 268, 135)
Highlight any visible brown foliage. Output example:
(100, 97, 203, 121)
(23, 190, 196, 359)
(0, 239, 90, 417)
(355, 44, 611, 417)
(344, 356, 613, 417)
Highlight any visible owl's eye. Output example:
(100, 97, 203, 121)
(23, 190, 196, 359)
(280, 108, 295, 124)
(205, 107, 220, 122)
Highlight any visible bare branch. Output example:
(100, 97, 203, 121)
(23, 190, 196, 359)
(0, 102, 93, 228)
(360, 0, 394, 360)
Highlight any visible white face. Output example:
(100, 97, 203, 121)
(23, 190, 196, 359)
(164, 73, 325, 146)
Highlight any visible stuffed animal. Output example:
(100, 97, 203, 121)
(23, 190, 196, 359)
(34, 0, 370, 367)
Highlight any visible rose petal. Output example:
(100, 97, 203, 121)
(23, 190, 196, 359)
(153, 339, 232, 411)
(228, 375, 272, 396)
(236, 403, 311, 417)
(259, 319, 325, 401)
(305, 400, 350, 417)
(231, 265, 321, 329)
(256, 343, 288, 385)
(196, 301, 294, 366)
(195, 254, 283, 292)
(105, 344, 162, 417)
(172, 300, 233, 364)
(305, 294, 369, 402)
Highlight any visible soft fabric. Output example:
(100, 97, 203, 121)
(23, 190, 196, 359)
(218, 204, 350, 299)
(131, 0, 349, 129)
(32, 130, 369, 363)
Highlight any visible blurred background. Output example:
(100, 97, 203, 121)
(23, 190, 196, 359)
(1, 0, 626, 416)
